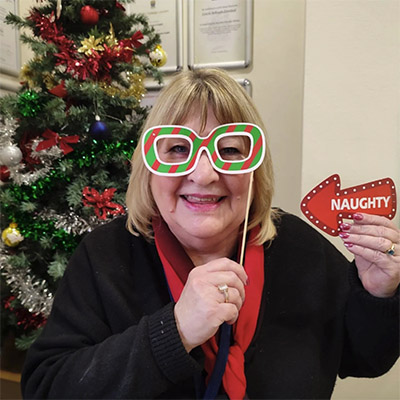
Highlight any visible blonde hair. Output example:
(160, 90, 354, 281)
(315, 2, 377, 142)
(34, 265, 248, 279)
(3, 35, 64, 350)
(126, 68, 277, 244)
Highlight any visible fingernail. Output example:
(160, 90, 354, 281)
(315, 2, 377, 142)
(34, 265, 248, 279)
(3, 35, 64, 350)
(339, 232, 349, 239)
(340, 223, 351, 231)
(344, 242, 353, 248)
(353, 213, 363, 221)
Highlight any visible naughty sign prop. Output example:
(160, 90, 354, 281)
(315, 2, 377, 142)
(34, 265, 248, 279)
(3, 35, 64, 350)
(301, 174, 397, 236)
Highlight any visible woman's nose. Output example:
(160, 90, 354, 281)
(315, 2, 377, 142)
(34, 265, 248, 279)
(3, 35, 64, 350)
(187, 153, 219, 185)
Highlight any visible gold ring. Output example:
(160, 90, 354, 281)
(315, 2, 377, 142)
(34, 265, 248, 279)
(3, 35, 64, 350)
(385, 243, 396, 256)
(218, 284, 229, 303)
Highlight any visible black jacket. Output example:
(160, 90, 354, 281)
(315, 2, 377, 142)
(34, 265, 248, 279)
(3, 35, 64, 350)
(21, 213, 399, 399)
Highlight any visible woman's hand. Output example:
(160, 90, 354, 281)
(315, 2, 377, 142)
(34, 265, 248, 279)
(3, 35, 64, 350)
(174, 257, 248, 352)
(339, 213, 400, 298)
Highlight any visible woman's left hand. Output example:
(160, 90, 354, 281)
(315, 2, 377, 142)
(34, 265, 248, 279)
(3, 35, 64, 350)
(339, 213, 400, 298)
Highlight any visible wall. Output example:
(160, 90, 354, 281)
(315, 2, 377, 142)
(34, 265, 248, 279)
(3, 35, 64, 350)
(2, 0, 399, 398)
(303, 1, 400, 399)
(0, 0, 32, 94)
(233, 0, 306, 215)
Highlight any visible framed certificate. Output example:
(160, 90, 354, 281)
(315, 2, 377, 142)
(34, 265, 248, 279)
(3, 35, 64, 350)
(0, 0, 20, 77)
(127, 0, 183, 72)
(188, 0, 253, 69)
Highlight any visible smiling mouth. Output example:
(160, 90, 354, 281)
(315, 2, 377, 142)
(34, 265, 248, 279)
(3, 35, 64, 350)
(181, 195, 225, 203)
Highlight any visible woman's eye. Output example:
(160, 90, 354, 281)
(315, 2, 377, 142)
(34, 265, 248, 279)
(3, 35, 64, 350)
(170, 145, 189, 154)
(157, 138, 191, 163)
(220, 147, 241, 156)
(218, 135, 251, 161)
(219, 147, 246, 161)
(218, 136, 251, 161)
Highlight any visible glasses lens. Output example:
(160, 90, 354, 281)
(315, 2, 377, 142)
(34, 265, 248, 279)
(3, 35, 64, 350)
(156, 136, 192, 164)
(216, 135, 251, 162)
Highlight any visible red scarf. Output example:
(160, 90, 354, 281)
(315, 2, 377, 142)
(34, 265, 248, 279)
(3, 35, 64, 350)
(153, 217, 264, 400)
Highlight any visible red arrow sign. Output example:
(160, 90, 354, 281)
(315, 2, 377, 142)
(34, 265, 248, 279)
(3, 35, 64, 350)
(301, 174, 397, 236)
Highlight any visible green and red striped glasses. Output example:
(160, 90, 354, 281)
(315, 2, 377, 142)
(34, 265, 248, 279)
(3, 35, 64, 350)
(141, 123, 265, 176)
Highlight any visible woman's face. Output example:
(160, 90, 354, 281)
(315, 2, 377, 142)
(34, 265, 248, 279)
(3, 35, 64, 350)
(150, 107, 251, 253)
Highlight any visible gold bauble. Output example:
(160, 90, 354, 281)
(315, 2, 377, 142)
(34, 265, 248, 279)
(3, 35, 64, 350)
(149, 45, 167, 67)
(2, 222, 24, 247)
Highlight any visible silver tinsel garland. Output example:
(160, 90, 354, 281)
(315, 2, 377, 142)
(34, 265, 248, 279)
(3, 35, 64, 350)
(8, 164, 52, 186)
(0, 248, 54, 317)
(0, 118, 18, 148)
(38, 208, 107, 235)
(0, 118, 64, 186)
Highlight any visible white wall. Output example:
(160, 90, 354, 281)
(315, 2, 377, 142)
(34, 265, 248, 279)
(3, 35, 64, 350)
(303, 1, 400, 399)
(4, 0, 400, 398)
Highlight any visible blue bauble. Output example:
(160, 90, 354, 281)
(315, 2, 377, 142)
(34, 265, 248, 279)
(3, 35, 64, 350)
(89, 120, 110, 140)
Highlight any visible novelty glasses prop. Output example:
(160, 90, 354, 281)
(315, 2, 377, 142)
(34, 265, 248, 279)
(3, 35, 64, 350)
(141, 123, 265, 176)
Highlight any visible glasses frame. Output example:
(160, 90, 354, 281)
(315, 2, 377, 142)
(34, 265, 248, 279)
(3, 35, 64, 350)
(142, 123, 265, 177)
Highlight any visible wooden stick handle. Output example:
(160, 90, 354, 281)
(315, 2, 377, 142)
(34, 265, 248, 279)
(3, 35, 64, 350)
(239, 172, 254, 266)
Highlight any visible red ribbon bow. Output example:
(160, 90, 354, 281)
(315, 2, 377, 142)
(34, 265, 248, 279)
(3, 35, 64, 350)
(119, 31, 143, 52)
(82, 187, 125, 220)
(130, 30, 143, 48)
(36, 129, 79, 155)
(115, 1, 126, 11)
(49, 81, 67, 98)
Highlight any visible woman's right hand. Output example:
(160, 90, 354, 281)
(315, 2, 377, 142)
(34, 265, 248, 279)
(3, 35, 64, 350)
(173, 257, 248, 352)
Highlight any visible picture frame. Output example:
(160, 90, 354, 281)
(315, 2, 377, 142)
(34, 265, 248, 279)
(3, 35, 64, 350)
(127, 0, 183, 72)
(188, 0, 253, 70)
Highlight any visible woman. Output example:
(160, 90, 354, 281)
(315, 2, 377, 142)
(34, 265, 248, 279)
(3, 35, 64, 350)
(21, 69, 399, 399)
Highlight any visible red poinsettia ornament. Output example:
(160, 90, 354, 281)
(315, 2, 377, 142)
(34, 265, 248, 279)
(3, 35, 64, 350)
(82, 187, 125, 220)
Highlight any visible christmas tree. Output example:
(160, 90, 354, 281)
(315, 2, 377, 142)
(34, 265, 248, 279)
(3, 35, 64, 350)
(0, 0, 165, 351)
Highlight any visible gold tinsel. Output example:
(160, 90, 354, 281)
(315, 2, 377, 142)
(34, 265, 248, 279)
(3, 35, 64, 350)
(20, 57, 44, 88)
(99, 70, 146, 101)
(20, 64, 60, 91)
(20, 64, 36, 88)
(42, 72, 58, 90)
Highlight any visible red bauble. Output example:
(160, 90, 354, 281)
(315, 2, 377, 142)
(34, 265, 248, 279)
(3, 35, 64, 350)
(80, 5, 99, 25)
(0, 165, 10, 182)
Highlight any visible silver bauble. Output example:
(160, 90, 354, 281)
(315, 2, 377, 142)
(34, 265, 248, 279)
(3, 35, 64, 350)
(0, 145, 23, 166)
